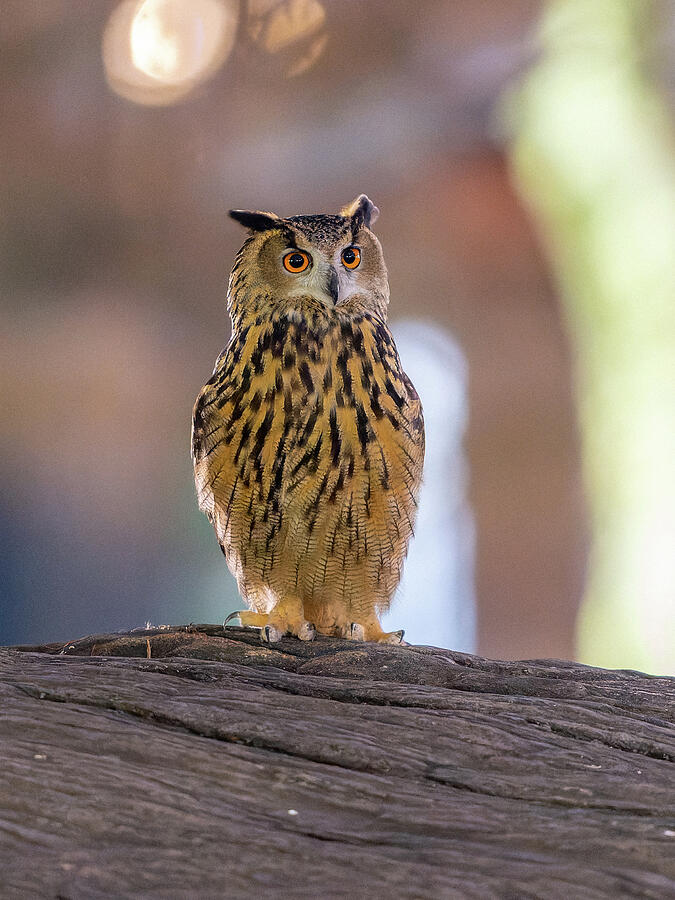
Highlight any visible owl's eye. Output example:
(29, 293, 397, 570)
(341, 246, 361, 269)
(283, 250, 311, 273)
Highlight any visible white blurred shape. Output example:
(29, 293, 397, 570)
(131, 0, 182, 80)
(104, 0, 238, 106)
(381, 320, 476, 652)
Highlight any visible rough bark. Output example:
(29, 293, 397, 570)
(2, 625, 674, 899)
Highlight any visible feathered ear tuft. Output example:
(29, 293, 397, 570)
(229, 209, 281, 232)
(340, 194, 380, 230)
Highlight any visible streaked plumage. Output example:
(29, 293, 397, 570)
(192, 196, 424, 642)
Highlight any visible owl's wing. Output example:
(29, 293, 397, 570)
(382, 364, 425, 542)
(398, 369, 425, 486)
(192, 378, 221, 464)
(192, 332, 237, 463)
(361, 315, 425, 499)
(191, 339, 238, 526)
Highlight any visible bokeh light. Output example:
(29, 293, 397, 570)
(103, 0, 239, 106)
(248, 0, 327, 77)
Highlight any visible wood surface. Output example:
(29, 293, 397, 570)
(1, 625, 674, 899)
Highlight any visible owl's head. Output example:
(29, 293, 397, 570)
(227, 195, 389, 322)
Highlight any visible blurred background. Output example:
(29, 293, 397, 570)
(1, 0, 673, 672)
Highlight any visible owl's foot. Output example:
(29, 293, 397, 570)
(344, 622, 405, 644)
(269, 595, 316, 642)
(260, 621, 316, 643)
(224, 605, 316, 643)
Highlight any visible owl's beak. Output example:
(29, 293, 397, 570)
(327, 265, 339, 305)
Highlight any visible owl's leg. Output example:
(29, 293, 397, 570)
(345, 617, 405, 644)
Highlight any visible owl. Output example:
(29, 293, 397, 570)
(192, 195, 424, 643)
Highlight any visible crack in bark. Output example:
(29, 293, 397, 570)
(423, 771, 666, 817)
(524, 717, 674, 762)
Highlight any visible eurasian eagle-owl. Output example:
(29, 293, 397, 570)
(192, 195, 424, 643)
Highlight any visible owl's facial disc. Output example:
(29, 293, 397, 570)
(278, 240, 339, 307)
(334, 238, 368, 303)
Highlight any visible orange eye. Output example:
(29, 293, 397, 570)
(283, 250, 310, 273)
(341, 246, 361, 269)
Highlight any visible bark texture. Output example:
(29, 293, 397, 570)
(2, 625, 674, 899)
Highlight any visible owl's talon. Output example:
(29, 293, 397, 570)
(350, 623, 366, 642)
(261, 624, 283, 644)
(225, 610, 271, 629)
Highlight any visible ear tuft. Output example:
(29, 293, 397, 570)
(340, 194, 380, 230)
(229, 209, 281, 232)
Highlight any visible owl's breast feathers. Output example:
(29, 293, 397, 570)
(192, 299, 424, 610)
